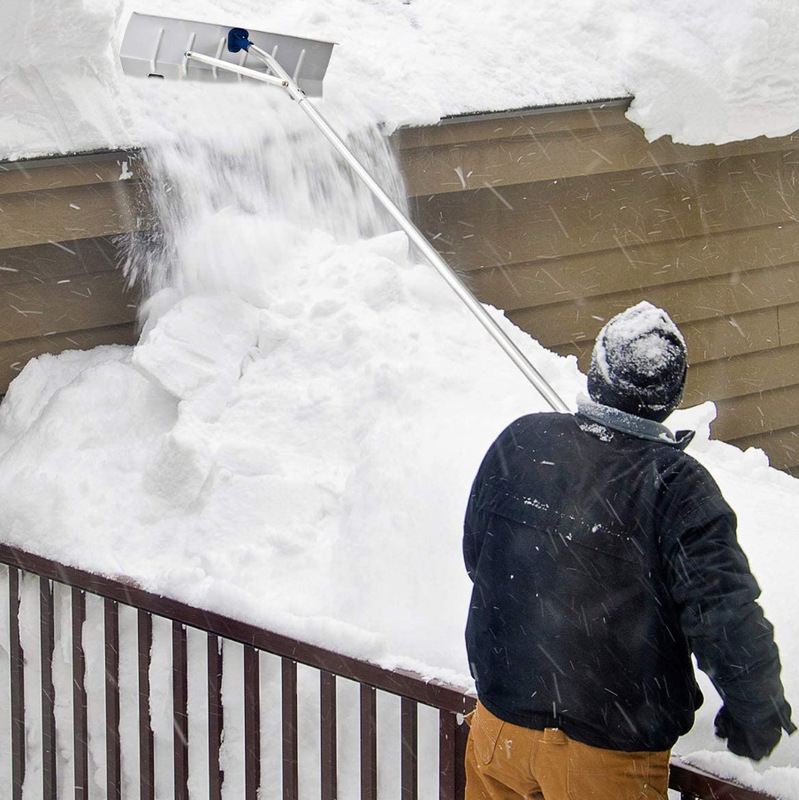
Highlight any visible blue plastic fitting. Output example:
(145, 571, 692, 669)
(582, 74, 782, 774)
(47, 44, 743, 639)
(227, 28, 252, 53)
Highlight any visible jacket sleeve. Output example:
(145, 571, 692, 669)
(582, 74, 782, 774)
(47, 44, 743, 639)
(659, 458, 794, 733)
(464, 422, 518, 581)
(463, 446, 494, 582)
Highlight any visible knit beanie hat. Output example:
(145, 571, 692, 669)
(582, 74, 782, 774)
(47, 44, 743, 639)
(587, 302, 687, 422)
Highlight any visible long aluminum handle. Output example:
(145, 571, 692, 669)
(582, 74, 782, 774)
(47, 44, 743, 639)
(185, 48, 570, 413)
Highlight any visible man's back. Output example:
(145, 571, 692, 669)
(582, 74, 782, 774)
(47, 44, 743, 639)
(464, 410, 768, 752)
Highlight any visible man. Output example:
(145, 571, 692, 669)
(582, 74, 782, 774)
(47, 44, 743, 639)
(463, 301, 794, 800)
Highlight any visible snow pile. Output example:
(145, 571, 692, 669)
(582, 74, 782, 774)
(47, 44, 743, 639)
(3, 0, 799, 161)
(1, 232, 798, 794)
(0, 224, 570, 661)
(0, 0, 132, 160)
(1, 91, 799, 793)
(2, 16, 799, 792)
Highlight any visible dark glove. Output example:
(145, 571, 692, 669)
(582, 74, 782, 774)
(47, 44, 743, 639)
(714, 706, 785, 761)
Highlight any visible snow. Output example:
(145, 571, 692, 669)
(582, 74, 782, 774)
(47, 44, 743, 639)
(1, 78, 798, 794)
(2, 0, 799, 795)
(2, 0, 799, 162)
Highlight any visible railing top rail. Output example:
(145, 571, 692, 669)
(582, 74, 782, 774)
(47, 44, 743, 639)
(0, 542, 474, 714)
(669, 761, 779, 800)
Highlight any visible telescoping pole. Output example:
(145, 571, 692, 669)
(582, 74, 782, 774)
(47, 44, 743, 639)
(184, 42, 570, 413)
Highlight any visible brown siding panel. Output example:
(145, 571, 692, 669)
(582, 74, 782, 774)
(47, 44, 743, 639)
(713, 385, 799, 440)
(778, 302, 799, 346)
(0, 237, 122, 287)
(0, 324, 138, 395)
(728, 426, 799, 472)
(0, 154, 138, 196)
(0, 182, 144, 251)
(400, 118, 796, 197)
(0, 151, 143, 396)
(402, 109, 799, 473)
(507, 264, 799, 357)
(0, 271, 137, 343)
(463, 224, 799, 312)
(412, 154, 799, 273)
(686, 344, 799, 404)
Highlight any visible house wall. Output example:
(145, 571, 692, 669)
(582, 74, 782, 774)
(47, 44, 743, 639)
(0, 151, 143, 393)
(395, 101, 799, 475)
(3, 104, 799, 474)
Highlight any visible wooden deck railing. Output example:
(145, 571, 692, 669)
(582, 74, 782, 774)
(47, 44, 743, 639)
(0, 542, 778, 800)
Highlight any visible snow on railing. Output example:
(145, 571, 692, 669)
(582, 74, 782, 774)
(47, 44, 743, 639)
(0, 543, 777, 800)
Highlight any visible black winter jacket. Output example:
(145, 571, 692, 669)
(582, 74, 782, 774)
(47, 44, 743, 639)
(464, 409, 792, 752)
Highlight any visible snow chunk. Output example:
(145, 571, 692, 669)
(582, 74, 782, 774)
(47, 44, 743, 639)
(133, 293, 259, 420)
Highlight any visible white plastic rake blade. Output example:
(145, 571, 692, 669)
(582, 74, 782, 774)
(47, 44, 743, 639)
(120, 12, 335, 97)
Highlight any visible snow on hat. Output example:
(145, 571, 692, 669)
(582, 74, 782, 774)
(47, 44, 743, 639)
(587, 301, 687, 422)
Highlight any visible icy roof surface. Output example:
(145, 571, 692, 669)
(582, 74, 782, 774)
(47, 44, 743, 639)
(2, 0, 799, 160)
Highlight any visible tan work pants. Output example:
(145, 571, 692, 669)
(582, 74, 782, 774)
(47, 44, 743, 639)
(465, 702, 670, 800)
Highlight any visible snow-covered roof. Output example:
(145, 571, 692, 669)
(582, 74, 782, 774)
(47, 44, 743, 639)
(2, 0, 799, 161)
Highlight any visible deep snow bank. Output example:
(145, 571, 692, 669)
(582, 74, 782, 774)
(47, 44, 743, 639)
(3, 0, 799, 161)
(0, 232, 797, 788)
(0, 224, 575, 662)
(0, 0, 132, 160)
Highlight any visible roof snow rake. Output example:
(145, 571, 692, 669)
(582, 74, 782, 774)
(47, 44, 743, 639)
(120, 13, 568, 413)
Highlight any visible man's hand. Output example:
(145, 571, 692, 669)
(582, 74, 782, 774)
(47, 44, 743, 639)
(714, 706, 784, 761)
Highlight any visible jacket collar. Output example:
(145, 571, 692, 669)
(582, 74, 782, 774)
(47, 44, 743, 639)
(576, 395, 694, 450)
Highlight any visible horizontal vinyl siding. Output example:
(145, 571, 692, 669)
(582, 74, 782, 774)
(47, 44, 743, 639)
(0, 152, 142, 394)
(2, 116, 799, 472)
(396, 104, 799, 472)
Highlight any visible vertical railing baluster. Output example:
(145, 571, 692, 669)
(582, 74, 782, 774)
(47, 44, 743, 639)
(320, 671, 337, 800)
(138, 610, 154, 800)
(438, 710, 468, 800)
(72, 588, 88, 800)
(360, 684, 377, 800)
(40, 577, 56, 800)
(172, 621, 189, 800)
(9, 568, 25, 800)
(244, 645, 261, 800)
(208, 635, 223, 800)
(400, 698, 418, 800)
(281, 658, 298, 800)
(104, 598, 121, 800)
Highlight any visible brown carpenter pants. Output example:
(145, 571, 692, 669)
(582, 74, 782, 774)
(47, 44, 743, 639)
(464, 702, 670, 800)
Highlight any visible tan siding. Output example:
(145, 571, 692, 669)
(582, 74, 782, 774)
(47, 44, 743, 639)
(0, 181, 144, 250)
(0, 154, 136, 195)
(0, 151, 143, 395)
(507, 263, 799, 351)
(685, 344, 799, 403)
(399, 114, 796, 197)
(713, 385, 799, 440)
(778, 302, 799, 346)
(398, 106, 799, 472)
(0, 269, 137, 344)
(727, 426, 799, 472)
(410, 153, 799, 273)
(0, 324, 138, 393)
(465, 225, 799, 313)
(0, 237, 121, 286)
